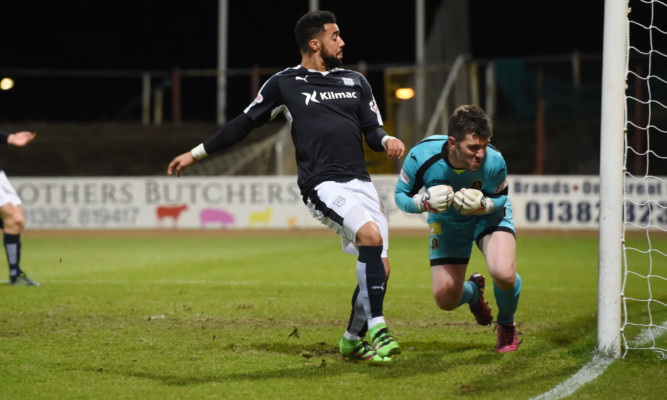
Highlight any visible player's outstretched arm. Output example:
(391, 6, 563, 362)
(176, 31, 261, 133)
(7, 131, 36, 147)
(167, 151, 197, 177)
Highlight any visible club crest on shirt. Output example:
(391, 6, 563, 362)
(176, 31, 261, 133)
(342, 77, 354, 86)
(471, 180, 483, 190)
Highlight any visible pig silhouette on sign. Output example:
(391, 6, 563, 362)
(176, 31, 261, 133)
(200, 208, 235, 229)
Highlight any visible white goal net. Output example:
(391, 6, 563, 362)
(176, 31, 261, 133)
(621, 0, 667, 358)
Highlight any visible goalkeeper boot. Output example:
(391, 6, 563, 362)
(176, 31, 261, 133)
(468, 273, 492, 326)
(339, 336, 391, 362)
(495, 323, 519, 353)
(10, 272, 40, 286)
(369, 322, 401, 357)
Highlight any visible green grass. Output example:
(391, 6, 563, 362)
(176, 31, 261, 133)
(0, 230, 665, 400)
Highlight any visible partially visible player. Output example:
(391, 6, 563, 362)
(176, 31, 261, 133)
(0, 129, 39, 286)
(394, 105, 521, 352)
(167, 10, 405, 362)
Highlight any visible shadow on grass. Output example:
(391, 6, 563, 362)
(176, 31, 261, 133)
(86, 336, 507, 388)
(78, 312, 600, 399)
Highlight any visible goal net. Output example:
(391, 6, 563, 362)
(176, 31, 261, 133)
(621, 0, 667, 358)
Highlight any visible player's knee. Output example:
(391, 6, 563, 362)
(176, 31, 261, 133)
(492, 268, 516, 290)
(433, 288, 459, 311)
(3, 214, 25, 233)
(356, 222, 383, 247)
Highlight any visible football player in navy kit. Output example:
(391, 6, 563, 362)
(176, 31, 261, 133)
(0, 129, 39, 286)
(168, 10, 404, 362)
(394, 105, 521, 352)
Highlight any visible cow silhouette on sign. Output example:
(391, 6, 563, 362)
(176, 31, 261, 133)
(156, 204, 188, 228)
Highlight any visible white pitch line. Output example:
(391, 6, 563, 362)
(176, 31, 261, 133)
(529, 321, 667, 400)
(528, 354, 615, 400)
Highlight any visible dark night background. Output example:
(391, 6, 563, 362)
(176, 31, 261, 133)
(0, 0, 605, 122)
(7, 0, 650, 177)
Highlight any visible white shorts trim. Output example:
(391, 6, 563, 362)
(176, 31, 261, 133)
(306, 179, 388, 257)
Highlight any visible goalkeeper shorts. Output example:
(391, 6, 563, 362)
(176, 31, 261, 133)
(428, 203, 515, 265)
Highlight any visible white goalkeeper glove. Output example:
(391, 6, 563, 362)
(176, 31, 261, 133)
(413, 185, 454, 213)
(453, 188, 494, 215)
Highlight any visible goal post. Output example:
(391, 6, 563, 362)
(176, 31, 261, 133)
(600, 0, 667, 359)
(598, 0, 628, 358)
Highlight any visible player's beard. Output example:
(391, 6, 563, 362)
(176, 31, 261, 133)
(322, 49, 342, 70)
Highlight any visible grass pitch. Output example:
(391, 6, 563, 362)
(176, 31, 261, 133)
(0, 229, 665, 399)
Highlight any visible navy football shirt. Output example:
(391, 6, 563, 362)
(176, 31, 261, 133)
(243, 65, 385, 195)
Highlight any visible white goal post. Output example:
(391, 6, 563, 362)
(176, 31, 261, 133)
(598, 0, 628, 359)
(600, 0, 667, 359)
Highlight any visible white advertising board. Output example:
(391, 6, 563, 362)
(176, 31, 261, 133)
(12, 175, 666, 230)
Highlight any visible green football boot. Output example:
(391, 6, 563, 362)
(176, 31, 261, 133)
(369, 323, 401, 357)
(339, 336, 391, 362)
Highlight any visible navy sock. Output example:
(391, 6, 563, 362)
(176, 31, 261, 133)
(358, 245, 386, 318)
(4, 233, 21, 277)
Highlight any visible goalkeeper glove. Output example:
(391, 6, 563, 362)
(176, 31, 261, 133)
(413, 185, 454, 213)
(453, 188, 494, 215)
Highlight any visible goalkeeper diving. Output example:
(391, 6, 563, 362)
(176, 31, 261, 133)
(394, 105, 522, 353)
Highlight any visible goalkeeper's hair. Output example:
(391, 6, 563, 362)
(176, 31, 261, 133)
(294, 10, 337, 54)
(448, 105, 493, 141)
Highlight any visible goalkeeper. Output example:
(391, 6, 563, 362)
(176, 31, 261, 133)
(394, 105, 521, 353)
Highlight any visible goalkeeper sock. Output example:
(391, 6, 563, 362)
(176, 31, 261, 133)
(457, 280, 479, 307)
(494, 273, 522, 325)
(357, 246, 386, 318)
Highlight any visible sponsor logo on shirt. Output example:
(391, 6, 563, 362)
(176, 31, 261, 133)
(296, 75, 309, 83)
(301, 90, 358, 105)
(301, 91, 320, 105)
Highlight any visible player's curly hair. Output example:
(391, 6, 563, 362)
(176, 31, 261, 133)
(294, 10, 337, 54)
(448, 105, 493, 141)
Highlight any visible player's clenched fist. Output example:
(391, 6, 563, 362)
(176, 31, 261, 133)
(453, 188, 494, 215)
(413, 185, 454, 213)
